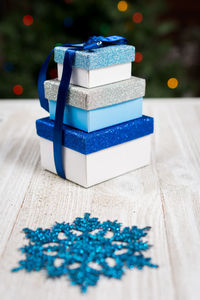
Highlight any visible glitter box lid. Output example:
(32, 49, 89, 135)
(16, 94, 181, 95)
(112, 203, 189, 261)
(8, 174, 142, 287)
(36, 116, 154, 155)
(54, 44, 135, 70)
(44, 76, 146, 110)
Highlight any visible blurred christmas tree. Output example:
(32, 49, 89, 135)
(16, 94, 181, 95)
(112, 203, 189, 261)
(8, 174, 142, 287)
(0, 0, 194, 98)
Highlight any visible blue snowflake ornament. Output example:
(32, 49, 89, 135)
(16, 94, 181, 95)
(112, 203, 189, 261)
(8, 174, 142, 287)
(12, 213, 158, 292)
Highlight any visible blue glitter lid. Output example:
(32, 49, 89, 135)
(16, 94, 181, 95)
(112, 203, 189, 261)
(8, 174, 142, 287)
(54, 44, 135, 70)
(36, 115, 154, 155)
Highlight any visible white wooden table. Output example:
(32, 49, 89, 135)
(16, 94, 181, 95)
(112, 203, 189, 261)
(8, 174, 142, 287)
(0, 99, 200, 300)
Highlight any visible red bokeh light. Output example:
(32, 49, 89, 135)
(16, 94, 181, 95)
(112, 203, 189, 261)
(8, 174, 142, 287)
(65, 0, 72, 3)
(13, 85, 23, 95)
(135, 52, 143, 63)
(132, 12, 143, 24)
(23, 15, 33, 26)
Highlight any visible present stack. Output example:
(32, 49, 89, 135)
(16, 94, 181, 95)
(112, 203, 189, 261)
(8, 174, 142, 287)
(36, 40, 154, 187)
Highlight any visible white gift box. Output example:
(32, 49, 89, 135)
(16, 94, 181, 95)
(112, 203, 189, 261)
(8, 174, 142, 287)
(57, 62, 132, 88)
(39, 135, 152, 188)
(54, 44, 135, 88)
(36, 116, 154, 188)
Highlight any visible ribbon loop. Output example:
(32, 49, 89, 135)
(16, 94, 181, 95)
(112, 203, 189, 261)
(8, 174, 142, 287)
(83, 35, 128, 50)
(38, 36, 128, 179)
(37, 49, 55, 112)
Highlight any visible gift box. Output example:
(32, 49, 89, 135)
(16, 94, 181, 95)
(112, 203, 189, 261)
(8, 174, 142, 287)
(37, 35, 154, 187)
(54, 44, 135, 88)
(36, 116, 154, 187)
(45, 76, 145, 132)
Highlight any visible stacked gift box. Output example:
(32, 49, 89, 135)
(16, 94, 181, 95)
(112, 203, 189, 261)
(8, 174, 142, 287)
(36, 43, 154, 187)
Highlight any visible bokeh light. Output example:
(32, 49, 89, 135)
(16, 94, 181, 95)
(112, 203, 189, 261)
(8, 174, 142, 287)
(167, 78, 178, 89)
(64, 17, 73, 27)
(117, 1, 128, 12)
(23, 15, 33, 26)
(132, 12, 143, 24)
(64, 0, 72, 3)
(13, 85, 23, 95)
(135, 52, 143, 63)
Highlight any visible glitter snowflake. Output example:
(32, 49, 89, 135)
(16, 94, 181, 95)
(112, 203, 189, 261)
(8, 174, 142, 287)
(12, 213, 158, 292)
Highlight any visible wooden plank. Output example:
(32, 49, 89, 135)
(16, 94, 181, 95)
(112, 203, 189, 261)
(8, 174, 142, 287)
(0, 101, 45, 256)
(148, 101, 200, 300)
(0, 99, 200, 300)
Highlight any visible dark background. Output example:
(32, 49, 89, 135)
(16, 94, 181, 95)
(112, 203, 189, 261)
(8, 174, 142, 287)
(0, 0, 200, 98)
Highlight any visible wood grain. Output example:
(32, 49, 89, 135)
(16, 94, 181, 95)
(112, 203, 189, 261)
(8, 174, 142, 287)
(0, 99, 200, 300)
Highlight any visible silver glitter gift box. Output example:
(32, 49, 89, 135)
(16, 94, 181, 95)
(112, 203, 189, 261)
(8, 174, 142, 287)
(44, 76, 145, 110)
(44, 76, 146, 132)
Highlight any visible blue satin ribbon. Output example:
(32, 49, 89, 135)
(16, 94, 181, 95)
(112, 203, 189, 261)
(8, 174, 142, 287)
(38, 35, 128, 179)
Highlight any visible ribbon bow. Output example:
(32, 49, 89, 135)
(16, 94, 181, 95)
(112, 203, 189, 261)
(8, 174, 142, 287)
(38, 35, 128, 179)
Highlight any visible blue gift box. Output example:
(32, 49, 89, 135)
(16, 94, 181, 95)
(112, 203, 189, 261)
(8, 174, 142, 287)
(49, 97, 143, 132)
(36, 115, 154, 155)
(54, 44, 135, 70)
(45, 76, 145, 132)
